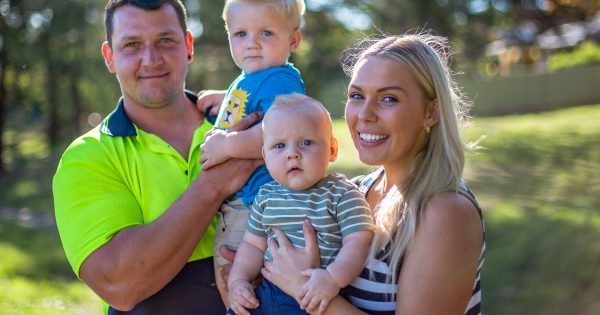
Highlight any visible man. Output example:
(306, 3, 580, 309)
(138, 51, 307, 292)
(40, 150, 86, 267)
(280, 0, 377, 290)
(52, 0, 260, 313)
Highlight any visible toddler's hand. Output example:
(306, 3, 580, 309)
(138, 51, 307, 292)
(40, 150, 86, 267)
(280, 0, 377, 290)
(199, 128, 230, 169)
(197, 90, 226, 117)
(229, 279, 258, 315)
(297, 268, 340, 315)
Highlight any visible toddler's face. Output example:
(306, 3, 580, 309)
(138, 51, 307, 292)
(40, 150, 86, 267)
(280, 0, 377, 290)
(263, 107, 337, 191)
(226, 2, 301, 74)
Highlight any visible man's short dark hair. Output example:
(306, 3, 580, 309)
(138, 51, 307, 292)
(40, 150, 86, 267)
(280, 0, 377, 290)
(104, 0, 188, 48)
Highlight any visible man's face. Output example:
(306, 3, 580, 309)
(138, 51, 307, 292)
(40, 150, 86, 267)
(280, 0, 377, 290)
(102, 4, 193, 109)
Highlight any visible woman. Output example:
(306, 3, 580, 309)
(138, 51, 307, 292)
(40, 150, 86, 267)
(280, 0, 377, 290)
(261, 32, 485, 315)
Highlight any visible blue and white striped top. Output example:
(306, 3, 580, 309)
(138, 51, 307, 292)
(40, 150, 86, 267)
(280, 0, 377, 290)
(344, 168, 485, 314)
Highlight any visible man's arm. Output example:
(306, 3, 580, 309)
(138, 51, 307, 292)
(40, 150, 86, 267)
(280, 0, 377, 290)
(78, 114, 263, 311)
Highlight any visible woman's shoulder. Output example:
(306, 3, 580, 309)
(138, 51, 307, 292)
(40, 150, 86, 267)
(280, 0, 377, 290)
(350, 167, 384, 194)
(419, 191, 483, 247)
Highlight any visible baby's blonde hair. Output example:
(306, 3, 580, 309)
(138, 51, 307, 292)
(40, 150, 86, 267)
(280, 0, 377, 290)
(265, 93, 332, 134)
(222, 0, 306, 29)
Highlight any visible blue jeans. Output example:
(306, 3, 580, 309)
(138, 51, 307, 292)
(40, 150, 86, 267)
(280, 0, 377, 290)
(227, 279, 309, 315)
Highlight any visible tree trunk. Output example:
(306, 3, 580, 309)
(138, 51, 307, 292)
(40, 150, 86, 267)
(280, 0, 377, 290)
(0, 43, 7, 175)
(70, 73, 82, 136)
(42, 34, 61, 147)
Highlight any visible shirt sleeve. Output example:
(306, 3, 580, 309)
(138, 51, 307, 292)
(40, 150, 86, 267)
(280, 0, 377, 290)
(336, 188, 375, 237)
(255, 70, 306, 113)
(53, 136, 143, 277)
(246, 188, 267, 237)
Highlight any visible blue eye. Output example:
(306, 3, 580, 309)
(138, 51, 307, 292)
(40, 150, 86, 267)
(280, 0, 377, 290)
(349, 93, 363, 100)
(382, 96, 398, 103)
(302, 139, 312, 146)
(124, 42, 140, 49)
(261, 30, 272, 37)
(275, 143, 285, 149)
(235, 31, 246, 37)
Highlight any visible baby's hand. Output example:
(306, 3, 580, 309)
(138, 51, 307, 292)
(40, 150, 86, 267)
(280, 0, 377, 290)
(197, 90, 226, 117)
(229, 279, 259, 315)
(199, 128, 230, 169)
(297, 268, 340, 314)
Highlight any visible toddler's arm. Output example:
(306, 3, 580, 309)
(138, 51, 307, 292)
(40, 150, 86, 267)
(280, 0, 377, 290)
(228, 231, 267, 315)
(199, 124, 263, 169)
(298, 230, 373, 313)
(196, 90, 226, 117)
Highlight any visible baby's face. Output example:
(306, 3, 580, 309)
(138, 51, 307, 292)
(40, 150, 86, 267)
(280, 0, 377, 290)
(263, 107, 336, 191)
(225, 2, 300, 74)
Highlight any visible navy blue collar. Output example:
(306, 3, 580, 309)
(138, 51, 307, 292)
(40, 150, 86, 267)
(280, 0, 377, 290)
(100, 90, 198, 136)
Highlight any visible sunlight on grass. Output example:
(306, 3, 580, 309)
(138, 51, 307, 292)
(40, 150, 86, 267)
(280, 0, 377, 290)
(465, 104, 600, 315)
(0, 244, 30, 276)
(0, 221, 101, 314)
(0, 276, 100, 315)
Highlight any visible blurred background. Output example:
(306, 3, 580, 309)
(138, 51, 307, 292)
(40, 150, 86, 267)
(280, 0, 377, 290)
(1, 0, 599, 314)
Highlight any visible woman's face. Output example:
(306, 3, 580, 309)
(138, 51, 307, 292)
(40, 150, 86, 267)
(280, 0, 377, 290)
(345, 55, 433, 168)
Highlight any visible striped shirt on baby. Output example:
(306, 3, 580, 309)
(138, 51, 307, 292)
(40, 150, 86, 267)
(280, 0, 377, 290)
(247, 173, 374, 267)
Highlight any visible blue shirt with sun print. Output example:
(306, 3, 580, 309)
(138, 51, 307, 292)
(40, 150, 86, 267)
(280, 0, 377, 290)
(215, 63, 305, 206)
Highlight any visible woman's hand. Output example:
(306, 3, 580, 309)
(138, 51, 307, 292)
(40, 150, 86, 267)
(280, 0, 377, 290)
(261, 219, 320, 297)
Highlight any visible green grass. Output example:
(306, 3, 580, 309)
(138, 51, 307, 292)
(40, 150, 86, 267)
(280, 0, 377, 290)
(0, 221, 101, 314)
(1, 104, 600, 314)
(463, 105, 600, 315)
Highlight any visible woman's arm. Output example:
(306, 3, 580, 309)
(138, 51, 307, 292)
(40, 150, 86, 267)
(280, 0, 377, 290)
(395, 192, 483, 315)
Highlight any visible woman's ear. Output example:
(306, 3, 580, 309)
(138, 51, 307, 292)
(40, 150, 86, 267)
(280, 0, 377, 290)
(424, 99, 439, 127)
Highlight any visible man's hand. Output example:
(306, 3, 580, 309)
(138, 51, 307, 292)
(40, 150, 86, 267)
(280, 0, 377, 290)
(197, 90, 226, 117)
(217, 245, 237, 294)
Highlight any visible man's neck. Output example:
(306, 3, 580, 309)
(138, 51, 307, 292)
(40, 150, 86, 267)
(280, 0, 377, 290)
(123, 92, 203, 158)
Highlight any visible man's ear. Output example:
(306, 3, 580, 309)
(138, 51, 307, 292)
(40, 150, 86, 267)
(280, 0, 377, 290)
(329, 136, 339, 162)
(186, 31, 194, 63)
(101, 42, 116, 74)
(424, 99, 439, 128)
(289, 29, 302, 52)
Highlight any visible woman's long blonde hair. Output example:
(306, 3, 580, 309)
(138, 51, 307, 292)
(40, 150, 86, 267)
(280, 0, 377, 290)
(342, 32, 471, 286)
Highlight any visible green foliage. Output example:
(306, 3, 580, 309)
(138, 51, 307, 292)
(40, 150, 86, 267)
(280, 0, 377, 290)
(547, 41, 600, 72)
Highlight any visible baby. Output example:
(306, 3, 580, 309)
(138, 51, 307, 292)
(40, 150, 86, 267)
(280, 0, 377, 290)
(227, 93, 374, 315)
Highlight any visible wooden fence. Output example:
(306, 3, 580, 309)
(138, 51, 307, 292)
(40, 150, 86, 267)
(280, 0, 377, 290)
(461, 65, 600, 117)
